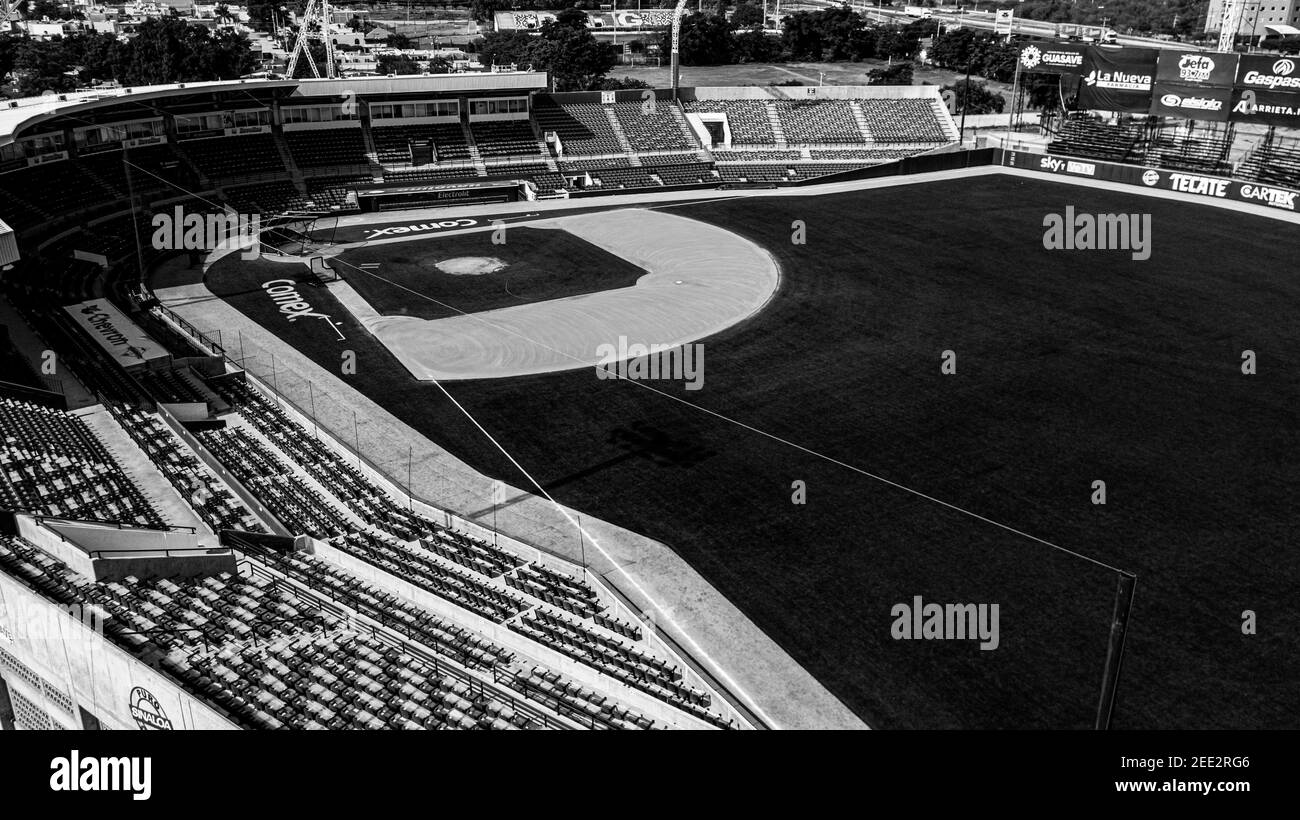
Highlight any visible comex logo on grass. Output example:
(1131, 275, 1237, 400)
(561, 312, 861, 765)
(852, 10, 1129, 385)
(151, 205, 262, 260)
(1042, 206, 1152, 261)
(595, 336, 704, 391)
(50, 750, 152, 801)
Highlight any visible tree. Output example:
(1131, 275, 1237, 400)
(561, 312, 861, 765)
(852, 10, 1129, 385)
(477, 30, 535, 69)
(0, 34, 18, 86)
(427, 56, 453, 74)
(731, 27, 781, 63)
(781, 11, 824, 61)
(730, 2, 763, 30)
(667, 12, 731, 66)
(528, 14, 617, 91)
(385, 32, 415, 49)
(378, 54, 422, 75)
(108, 17, 256, 85)
(469, 0, 507, 24)
(866, 61, 913, 86)
(596, 75, 651, 90)
(941, 79, 1004, 114)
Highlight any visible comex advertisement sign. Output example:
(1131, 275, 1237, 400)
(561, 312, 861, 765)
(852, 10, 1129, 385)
(1003, 151, 1299, 212)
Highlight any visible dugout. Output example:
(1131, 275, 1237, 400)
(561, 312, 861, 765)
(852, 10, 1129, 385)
(355, 178, 525, 212)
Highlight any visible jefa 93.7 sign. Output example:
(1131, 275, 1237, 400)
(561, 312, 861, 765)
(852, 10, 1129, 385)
(1155, 51, 1240, 87)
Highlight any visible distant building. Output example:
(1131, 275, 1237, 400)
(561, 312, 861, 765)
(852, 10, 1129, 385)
(1205, 0, 1300, 36)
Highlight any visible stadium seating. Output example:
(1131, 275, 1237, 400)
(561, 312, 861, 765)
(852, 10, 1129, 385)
(0, 397, 164, 526)
(108, 404, 264, 534)
(1048, 117, 1148, 163)
(180, 135, 286, 179)
(284, 128, 367, 168)
(225, 181, 307, 216)
(774, 100, 865, 144)
(683, 100, 776, 145)
(532, 98, 624, 155)
(612, 102, 697, 152)
(856, 99, 950, 143)
(471, 121, 541, 158)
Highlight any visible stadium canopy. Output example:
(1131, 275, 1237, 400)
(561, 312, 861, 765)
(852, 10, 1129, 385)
(1264, 24, 1300, 35)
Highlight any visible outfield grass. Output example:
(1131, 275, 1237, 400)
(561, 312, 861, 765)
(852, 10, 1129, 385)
(338, 227, 647, 321)
(208, 175, 1298, 728)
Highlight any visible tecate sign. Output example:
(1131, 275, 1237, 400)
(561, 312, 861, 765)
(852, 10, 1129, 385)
(1168, 173, 1229, 197)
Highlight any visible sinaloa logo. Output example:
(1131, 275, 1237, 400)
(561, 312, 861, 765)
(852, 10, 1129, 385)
(1142, 170, 1161, 186)
(129, 686, 173, 730)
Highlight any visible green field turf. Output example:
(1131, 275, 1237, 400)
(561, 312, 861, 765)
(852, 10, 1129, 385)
(339, 226, 647, 321)
(208, 174, 1299, 728)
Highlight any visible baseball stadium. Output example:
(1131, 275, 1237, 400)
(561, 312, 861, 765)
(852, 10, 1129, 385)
(0, 38, 1295, 732)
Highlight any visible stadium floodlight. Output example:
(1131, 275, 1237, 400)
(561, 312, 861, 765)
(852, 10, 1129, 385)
(1218, 0, 1249, 52)
(286, 0, 337, 79)
(670, 0, 690, 98)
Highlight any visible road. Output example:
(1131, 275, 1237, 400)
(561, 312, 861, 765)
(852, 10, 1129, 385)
(792, 1, 1206, 51)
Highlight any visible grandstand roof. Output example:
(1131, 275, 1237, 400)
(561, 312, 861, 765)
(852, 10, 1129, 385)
(0, 73, 549, 145)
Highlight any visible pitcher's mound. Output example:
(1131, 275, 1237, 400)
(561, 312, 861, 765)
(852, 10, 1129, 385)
(436, 256, 507, 276)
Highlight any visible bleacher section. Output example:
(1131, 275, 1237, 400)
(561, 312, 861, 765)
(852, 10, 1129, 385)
(612, 102, 697, 152)
(471, 121, 541, 158)
(1048, 117, 1148, 164)
(683, 100, 775, 144)
(533, 98, 623, 155)
(189, 378, 731, 726)
(180, 135, 286, 179)
(0, 397, 163, 526)
(857, 99, 951, 143)
(284, 128, 368, 168)
(775, 100, 865, 145)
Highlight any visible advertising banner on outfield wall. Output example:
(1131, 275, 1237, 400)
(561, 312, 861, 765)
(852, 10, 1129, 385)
(1018, 42, 1087, 75)
(1149, 81, 1234, 121)
(1235, 54, 1300, 91)
(1155, 50, 1241, 88)
(1078, 46, 1158, 112)
(1001, 150, 1300, 212)
(1229, 86, 1300, 126)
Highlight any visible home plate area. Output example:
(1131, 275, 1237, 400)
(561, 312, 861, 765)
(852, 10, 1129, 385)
(326, 209, 780, 381)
